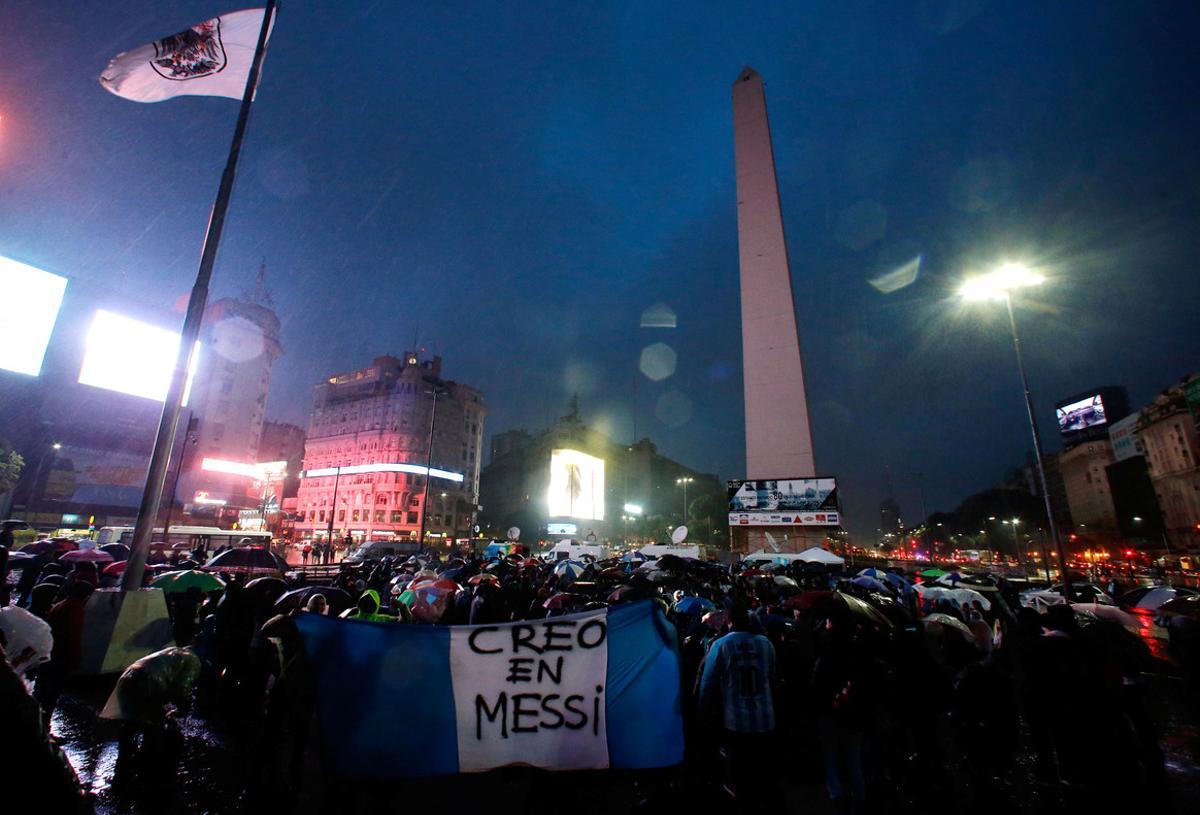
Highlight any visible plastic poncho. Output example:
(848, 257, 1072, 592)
(346, 589, 395, 623)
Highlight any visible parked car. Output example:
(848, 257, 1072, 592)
(1119, 585, 1198, 613)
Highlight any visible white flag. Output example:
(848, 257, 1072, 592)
(100, 8, 273, 103)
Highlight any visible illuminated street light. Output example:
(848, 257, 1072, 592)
(675, 476, 694, 523)
(960, 261, 1070, 598)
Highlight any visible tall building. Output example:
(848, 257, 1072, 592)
(1056, 440, 1119, 533)
(1139, 373, 1200, 552)
(479, 404, 720, 544)
(258, 421, 306, 502)
(293, 354, 486, 545)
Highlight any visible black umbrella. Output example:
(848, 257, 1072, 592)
(244, 576, 289, 603)
(99, 543, 130, 561)
(274, 585, 354, 614)
(203, 547, 287, 575)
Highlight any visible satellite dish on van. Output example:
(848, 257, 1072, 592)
(671, 526, 688, 545)
(507, 527, 520, 541)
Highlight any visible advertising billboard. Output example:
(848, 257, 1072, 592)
(727, 478, 840, 526)
(1108, 413, 1144, 462)
(547, 449, 605, 520)
(43, 446, 150, 509)
(77, 310, 199, 403)
(0, 255, 68, 376)
(547, 522, 578, 535)
(1055, 394, 1107, 435)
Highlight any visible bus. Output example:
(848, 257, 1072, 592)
(108, 525, 272, 552)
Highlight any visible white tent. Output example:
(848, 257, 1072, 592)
(795, 546, 845, 566)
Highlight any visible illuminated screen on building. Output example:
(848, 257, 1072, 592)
(0, 255, 68, 376)
(77, 310, 199, 403)
(547, 449, 605, 520)
(1056, 394, 1107, 435)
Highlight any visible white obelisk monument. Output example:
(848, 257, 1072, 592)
(733, 66, 815, 480)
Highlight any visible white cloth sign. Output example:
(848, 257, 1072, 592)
(449, 609, 610, 772)
(99, 8, 273, 103)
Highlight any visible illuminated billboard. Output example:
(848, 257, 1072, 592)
(0, 255, 68, 376)
(727, 477, 840, 526)
(77, 310, 199, 403)
(1056, 394, 1107, 435)
(547, 449, 605, 520)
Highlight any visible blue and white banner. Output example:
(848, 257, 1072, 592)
(295, 600, 684, 777)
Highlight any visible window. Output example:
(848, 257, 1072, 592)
(319, 510, 326, 522)
(391, 511, 404, 523)
(352, 510, 360, 522)
(337, 510, 345, 522)
(407, 511, 418, 524)
(374, 510, 385, 522)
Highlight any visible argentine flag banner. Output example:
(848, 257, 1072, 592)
(295, 600, 684, 777)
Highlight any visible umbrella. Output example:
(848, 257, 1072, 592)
(1071, 603, 1138, 628)
(923, 613, 976, 644)
(19, 540, 55, 556)
(857, 567, 891, 580)
(701, 609, 731, 630)
(935, 571, 966, 586)
(4, 550, 37, 565)
(59, 549, 115, 564)
(151, 570, 226, 593)
(782, 590, 831, 612)
(1157, 595, 1200, 621)
(99, 543, 130, 561)
(467, 573, 501, 586)
(608, 585, 652, 604)
(918, 568, 948, 579)
(674, 596, 716, 616)
(519, 558, 541, 570)
(915, 583, 991, 611)
(739, 568, 769, 578)
(408, 579, 458, 623)
(544, 592, 582, 610)
(1121, 586, 1191, 612)
(620, 551, 646, 563)
(773, 575, 800, 589)
(202, 547, 286, 575)
(837, 592, 894, 629)
(851, 575, 889, 593)
(599, 566, 627, 579)
(554, 560, 587, 580)
(1078, 618, 1160, 671)
(0, 606, 54, 670)
(274, 586, 353, 614)
(245, 576, 289, 603)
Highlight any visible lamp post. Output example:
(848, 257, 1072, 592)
(416, 387, 444, 550)
(676, 476, 694, 524)
(325, 466, 342, 543)
(960, 263, 1071, 599)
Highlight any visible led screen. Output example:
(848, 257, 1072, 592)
(727, 477, 840, 526)
(0, 255, 68, 376)
(77, 310, 198, 403)
(547, 449, 605, 520)
(1056, 394, 1107, 435)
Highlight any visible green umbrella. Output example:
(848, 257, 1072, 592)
(151, 569, 226, 593)
(397, 589, 416, 607)
(918, 568, 948, 578)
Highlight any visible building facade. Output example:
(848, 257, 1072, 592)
(293, 354, 486, 545)
(479, 405, 720, 545)
(1139, 374, 1200, 552)
(1057, 439, 1120, 533)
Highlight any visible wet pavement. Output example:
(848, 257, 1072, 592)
(50, 619, 1200, 815)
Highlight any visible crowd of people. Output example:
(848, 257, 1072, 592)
(0, 534, 1189, 814)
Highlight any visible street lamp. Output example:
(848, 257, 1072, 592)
(28, 441, 63, 521)
(675, 476, 694, 524)
(960, 262, 1070, 598)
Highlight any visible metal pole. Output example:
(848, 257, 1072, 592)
(326, 466, 341, 543)
(416, 389, 440, 550)
(122, 2, 277, 591)
(161, 411, 192, 542)
(1004, 294, 1071, 599)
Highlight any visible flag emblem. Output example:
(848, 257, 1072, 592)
(151, 19, 227, 80)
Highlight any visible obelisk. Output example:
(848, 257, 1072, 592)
(733, 66, 815, 479)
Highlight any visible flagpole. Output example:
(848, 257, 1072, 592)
(122, 1, 277, 591)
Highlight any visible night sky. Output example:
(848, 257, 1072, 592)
(2, 2, 1199, 539)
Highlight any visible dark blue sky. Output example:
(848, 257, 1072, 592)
(2, 1, 1198, 538)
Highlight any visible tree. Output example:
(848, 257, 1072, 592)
(0, 441, 24, 495)
(688, 490, 731, 549)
